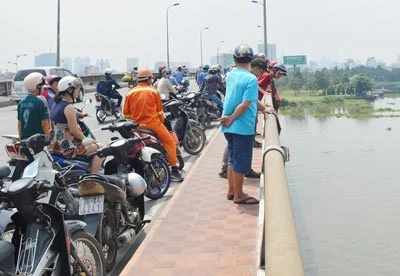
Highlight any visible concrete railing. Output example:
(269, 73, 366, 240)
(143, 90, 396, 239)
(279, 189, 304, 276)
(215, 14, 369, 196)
(0, 74, 127, 96)
(0, 72, 197, 96)
(259, 95, 304, 276)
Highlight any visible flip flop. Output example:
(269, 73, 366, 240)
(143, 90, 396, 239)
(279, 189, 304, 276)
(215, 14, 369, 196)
(227, 194, 234, 200)
(234, 196, 259, 205)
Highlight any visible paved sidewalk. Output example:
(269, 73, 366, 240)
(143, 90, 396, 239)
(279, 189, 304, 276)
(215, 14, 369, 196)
(121, 122, 264, 276)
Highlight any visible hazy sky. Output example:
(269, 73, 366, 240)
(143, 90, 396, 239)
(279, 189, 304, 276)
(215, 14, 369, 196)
(1, 0, 399, 72)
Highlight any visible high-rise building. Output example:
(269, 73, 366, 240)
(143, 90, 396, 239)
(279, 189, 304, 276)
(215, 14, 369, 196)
(61, 57, 73, 72)
(127, 57, 139, 71)
(366, 57, 377, 68)
(257, 43, 277, 60)
(74, 57, 90, 75)
(95, 58, 111, 73)
(35, 53, 56, 67)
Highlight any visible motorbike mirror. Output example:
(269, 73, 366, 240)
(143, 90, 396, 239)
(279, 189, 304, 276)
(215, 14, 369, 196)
(82, 137, 94, 146)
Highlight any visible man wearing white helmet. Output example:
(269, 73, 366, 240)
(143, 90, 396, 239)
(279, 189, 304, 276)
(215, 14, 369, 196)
(104, 68, 123, 109)
(17, 72, 50, 140)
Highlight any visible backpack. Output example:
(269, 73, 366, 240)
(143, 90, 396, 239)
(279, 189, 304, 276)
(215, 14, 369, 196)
(96, 81, 107, 95)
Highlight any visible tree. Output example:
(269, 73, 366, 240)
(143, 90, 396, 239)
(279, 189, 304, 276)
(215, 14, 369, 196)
(350, 74, 373, 96)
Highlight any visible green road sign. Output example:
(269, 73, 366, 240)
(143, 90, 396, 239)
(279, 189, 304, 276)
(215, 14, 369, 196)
(283, 55, 307, 65)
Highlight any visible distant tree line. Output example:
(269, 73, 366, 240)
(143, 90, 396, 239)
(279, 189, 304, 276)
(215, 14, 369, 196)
(277, 65, 400, 96)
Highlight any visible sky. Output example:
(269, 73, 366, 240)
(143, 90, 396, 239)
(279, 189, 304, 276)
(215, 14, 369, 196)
(1, 0, 400, 73)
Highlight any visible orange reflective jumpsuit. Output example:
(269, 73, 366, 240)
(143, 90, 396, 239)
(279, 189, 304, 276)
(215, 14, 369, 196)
(123, 82, 178, 166)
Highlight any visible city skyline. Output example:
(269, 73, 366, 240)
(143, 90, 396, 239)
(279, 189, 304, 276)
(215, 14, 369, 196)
(1, 0, 400, 73)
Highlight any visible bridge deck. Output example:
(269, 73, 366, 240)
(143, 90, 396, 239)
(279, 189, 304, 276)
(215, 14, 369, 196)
(121, 121, 263, 276)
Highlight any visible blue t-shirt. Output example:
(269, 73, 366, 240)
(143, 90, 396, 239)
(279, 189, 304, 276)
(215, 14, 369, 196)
(221, 67, 258, 135)
(173, 71, 185, 84)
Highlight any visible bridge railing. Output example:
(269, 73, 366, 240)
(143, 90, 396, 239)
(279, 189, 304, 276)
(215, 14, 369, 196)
(258, 95, 304, 276)
(0, 72, 198, 96)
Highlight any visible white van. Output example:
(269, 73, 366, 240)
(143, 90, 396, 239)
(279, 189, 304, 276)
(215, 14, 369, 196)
(10, 67, 85, 102)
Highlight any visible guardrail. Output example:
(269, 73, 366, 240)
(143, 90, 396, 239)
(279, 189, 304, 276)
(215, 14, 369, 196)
(0, 72, 197, 96)
(259, 95, 304, 276)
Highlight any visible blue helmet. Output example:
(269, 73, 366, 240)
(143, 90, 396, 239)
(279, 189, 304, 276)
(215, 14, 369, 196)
(233, 44, 254, 60)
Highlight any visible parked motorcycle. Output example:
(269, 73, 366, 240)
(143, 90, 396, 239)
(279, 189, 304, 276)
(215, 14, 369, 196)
(85, 136, 151, 270)
(163, 96, 206, 155)
(0, 146, 106, 275)
(101, 121, 171, 200)
(94, 92, 122, 124)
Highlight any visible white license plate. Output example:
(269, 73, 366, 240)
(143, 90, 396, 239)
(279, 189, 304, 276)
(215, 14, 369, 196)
(79, 195, 104, 215)
(95, 101, 101, 107)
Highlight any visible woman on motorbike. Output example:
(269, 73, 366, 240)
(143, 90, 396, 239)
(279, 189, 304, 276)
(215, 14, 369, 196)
(50, 76, 104, 173)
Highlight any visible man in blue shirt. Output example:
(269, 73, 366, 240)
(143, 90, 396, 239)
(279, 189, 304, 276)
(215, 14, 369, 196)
(173, 65, 186, 85)
(197, 64, 209, 88)
(220, 44, 259, 205)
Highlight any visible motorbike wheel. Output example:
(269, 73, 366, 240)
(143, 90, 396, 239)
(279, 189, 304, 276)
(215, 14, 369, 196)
(96, 108, 107, 124)
(71, 231, 106, 276)
(183, 126, 206, 155)
(96, 202, 117, 271)
(143, 155, 171, 200)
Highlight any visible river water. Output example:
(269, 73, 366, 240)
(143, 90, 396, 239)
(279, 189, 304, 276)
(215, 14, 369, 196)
(279, 97, 400, 276)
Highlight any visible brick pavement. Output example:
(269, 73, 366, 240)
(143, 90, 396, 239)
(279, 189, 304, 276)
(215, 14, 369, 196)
(121, 120, 264, 276)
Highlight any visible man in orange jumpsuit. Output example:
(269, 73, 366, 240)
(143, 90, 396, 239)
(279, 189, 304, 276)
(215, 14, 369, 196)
(123, 68, 184, 181)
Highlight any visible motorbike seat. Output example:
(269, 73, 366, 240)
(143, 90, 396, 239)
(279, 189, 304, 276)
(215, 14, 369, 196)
(139, 128, 157, 137)
(102, 175, 125, 190)
(0, 166, 11, 178)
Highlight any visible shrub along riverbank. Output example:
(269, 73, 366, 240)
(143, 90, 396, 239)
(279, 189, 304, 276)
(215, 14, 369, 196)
(279, 90, 400, 119)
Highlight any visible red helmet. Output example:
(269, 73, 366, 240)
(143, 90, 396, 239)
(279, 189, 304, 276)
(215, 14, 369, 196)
(158, 65, 166, 73)
(269, 60, 278, 68)
(45, 75, 62, 85)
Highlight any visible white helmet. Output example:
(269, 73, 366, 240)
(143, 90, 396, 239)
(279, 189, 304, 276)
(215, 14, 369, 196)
(24, 72, 45, 92)
(58, 76, 83, 92)
(104, 68, 112, 75)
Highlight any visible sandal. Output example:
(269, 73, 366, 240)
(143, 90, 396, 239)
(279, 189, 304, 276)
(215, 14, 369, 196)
(245, 169, 261, 178)
(234, 196, 259, 205)
(227, 194, 234, 200)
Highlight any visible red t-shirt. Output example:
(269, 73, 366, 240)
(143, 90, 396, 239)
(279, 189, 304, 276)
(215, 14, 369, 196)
(257, 72, 273, 100)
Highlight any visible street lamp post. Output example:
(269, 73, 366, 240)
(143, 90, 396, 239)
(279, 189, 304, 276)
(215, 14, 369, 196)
(252, 0, 267, 56)
(217, 40, 224, 65)
(57, 0, 60, 66)
(8, 54, 27, 72)
(200, 27, 209, 66)
(166, 3, 180, 68)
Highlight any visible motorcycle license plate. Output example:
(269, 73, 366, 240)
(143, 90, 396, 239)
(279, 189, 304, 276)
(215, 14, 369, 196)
(79, 195, 104, 215)
(95, 101, 101, 107)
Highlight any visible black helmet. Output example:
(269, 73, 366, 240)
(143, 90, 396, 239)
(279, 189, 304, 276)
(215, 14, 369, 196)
(233, 44, 254, 61)
(208, 66, 218, 74)
(273, 63, 287, 75)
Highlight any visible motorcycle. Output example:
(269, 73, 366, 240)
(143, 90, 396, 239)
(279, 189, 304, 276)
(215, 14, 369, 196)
(2, 180, 106, 275)
(2, 99, 95, 183)
(0, 137, 106, 275)
(109, 119, 185, 170)
(200, 92, 222, 129)
(101, 121, 171, 200)
(85, 136, 151, 270)
(94, 92, 122, 124)
(163, 96, 206, 155)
